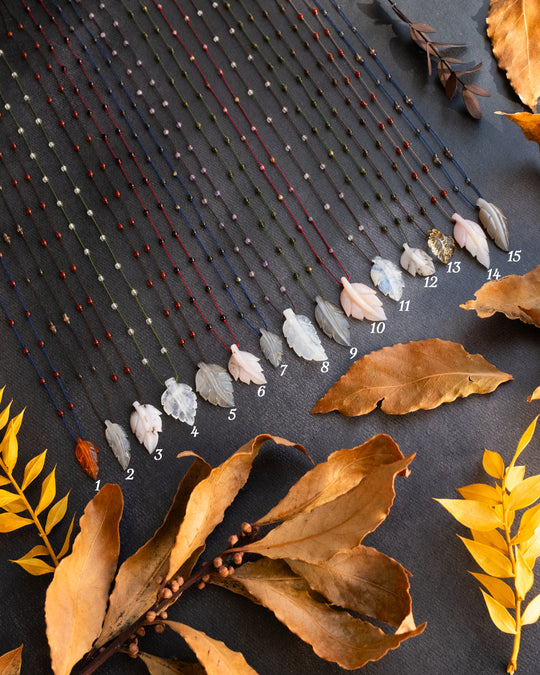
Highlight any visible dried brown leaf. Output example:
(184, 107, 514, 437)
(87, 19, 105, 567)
(164, 621, 259, 674)
(461, 265, 540, 326)
(167, 435, 306, 580)
(487, 0, 540, 111)
(438, 60, 452, 86)
(138, 651, 205, 674)
(445, 70, 458, 99)
(45, 484, 123, 675)
(218, 558, 425, 670)
(462, 88, 482, 119)
(0, 644, 22, 675)
(464, 84, 491, 97)
(311, 339, 512, 417)
(96, 459, 211, 648)
(241, 456, 413, 563)
(496, 112, 540, 151)
(255, 434, 404, 526)
(287, 545, 412, 627)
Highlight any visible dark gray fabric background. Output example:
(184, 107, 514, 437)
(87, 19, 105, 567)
(0, 0, 538, 673)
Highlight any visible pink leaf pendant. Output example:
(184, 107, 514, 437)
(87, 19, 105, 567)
(340, 277, 387, 321)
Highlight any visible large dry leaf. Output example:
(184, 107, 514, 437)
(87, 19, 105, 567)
(96, 459, 211, 648)
(45, 484, 123, 675)
(286, 544, 412, 627)
(461, 265, 540, 327)
(487, 0, 540, 111)
(138, 651, 205, 674)
(0, 645, 23, 674)
(255, 434, 405, 526)
(311, 339, 512, 417)
(218, 558, 425, 670)
(241, 456, 413, 563)
(164, 621, 259, 674)
(167, 435, 306, 580)
(496, 112, 540, 150)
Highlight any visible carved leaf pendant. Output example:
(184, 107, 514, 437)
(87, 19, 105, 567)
(340, 277, 387, 321)
(282, 308, 328, 361)
(161, 378, 197, 426)
(130, 401, 162, 454)
(75, 437, 99, 480)
(314, 296, 351, 346)
(476, 198, 510, 251)
(427, 228, 455, 263)
(259, 328, 283, 367)
(453, 212, 490, 268)
(228, 344, 266, 385)
(104, 420, 131, 471)
(400, 244, 436, 277)
(370, 256, 405, 301)
(195, 362, 235, 408)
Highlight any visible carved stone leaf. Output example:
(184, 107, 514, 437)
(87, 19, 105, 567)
(167, 435, 306, 580)
(95, 459, 211, 648)
(400, 244, 435, 277)
(487, 0, 540, 111)
(282, 308, 327, 361)
(138, 652, 205, 674)
(460, 265, 540, 327)
(45, 484, 123, 675)
(259, 329, 283, 367)
(217, 558, 424, 670)
(104, 420, 131, 471)
(165, 621, 259, 674)
(0, 645, 23, 675)
(130, 401, 162, 454)
(370, 257, 405, 301)
(314, 296, 351, 346)
(255, 434, 405, 526)
(161, 378, 197, 425)
(195, 362, 235, 408)
(241, 456, 413, 563)
(228, 344, 266, 385)
(340, 277, 386, 321)
(476, 198, 510, 251)
(311, 338, 512, 417)
(452, 213, 490, 267)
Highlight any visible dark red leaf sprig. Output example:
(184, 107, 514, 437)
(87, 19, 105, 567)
(389, 2, 490, 118)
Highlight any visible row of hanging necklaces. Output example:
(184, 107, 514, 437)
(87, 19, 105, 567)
(0, 0, 509, 480)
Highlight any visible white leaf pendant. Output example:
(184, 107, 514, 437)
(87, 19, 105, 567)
(259, 328, 283, 367)
(195, 361, 235, 408)
(314, 296, 351, 346)
(370, 256, 404, 301)
(282, 307, 328, 361)
(228, 344, 266, 385)
(400, 244, 435, 277)
(453, 212, 490, 268)
(476, 198, 509, 251)
(340, 277, 387, 321)
(161, 377, 197, 426)
(130, 401, 162, 454)
(104, 419, 131, 471)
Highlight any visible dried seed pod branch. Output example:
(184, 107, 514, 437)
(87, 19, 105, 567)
(389, 1, 490, 117)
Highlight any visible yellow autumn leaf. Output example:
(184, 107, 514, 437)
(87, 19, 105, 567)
(511, 504, 540, 545)
(471, 528, 508, 553)
(35, 467, 56, 517)
(138, 651, 205, 674)
(164, 621, 259, 674)
(507, 475, 540, 511)
(496, 112, 540, 151)
(45, 492, 70, 535)
(480, 590, 516, 634)
(520, 532, 540, 568)
(11, 555, 55, 576)
(0, 512, 33, 533)
(521, 592, 540, 625)
(0, 398, 12, 432)
(470, 572, 515, 608)
(0, 419, 20, 474)
(459, 536, 513, 578)
(515, 547, 534, 600)
(21, 449, 47, 491)
(57, 516, 75, 560)
(483, 448, 505, 479)
(510, 415, 539, 467)
(505, 465, 526, 492)
(0, 488, 19, 509)
(436, 498, 501, 531)
(0, 644, 23, 675)
(456, 483, 501, 505)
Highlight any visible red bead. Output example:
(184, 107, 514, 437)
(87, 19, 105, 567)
(53, 371, 60, 378)
(24, 173, 31, 181)
(34, 42, 39, 50)
(87, 170, 94, 178)
(7, 31, 12, 38)
(22, 51, 28, 60)
(105, 332, 112, 340)
(102, 196, 108, 205)
(412, 172, 418, 180)
(327, 52, 333, 61)
(440, 189, 447, 198)
(387, 117, 393, 125)
(70, 264, 76, 272)
(100, 162, 106, 171)
(23, 347, 29, 354)
(10, 142, 16, 150)
(46, 64, 52, 72)
(313, 31, 319, 40)
(38, 340, 44, 347)
(360, 99, 367, 107)
(34, 72, 40, 81)
(395, 147, 402, 155)
(46, 97, 52, 104)
(86, 297, 93, 306)
(422, 164, 429, 172)
(297, 12, 303, 20)
(174, 301, 181, 309)
(68, 402, 74, 410)
(72, 110, 79, 119)
(344, 76, 350, 85)
(431, 196, 437, 204)
(59, 271, 66, 279)
(111, 374, 118, 382)
(312, 7, 318, 14)
(73, 144, 80, 152)
(370, 93, 376, 101)
(160, 271, 166, 280)
(189, 330, 196, 338)
(133, 250, 140, 258)
(11, 178, 18, 186)
(124, 366, 131, 374)
(58, 85, 64, 93)
(338, 49, 344, 57)
(355, 70, 361, 79)
(40, 378, 46, 385)
(39, 202, 46, 210)
(403, 140, 410, 148)
(144, 244, 151, 253)
(163, 309, 170, 317)
(117, 223, 124, 231)
(9, 320, 16, 327)
(93, 338, 99, 346)
(379, 122, 385, 130)
(55, 231, 62, 239)
(17, 23, 23, 31)
(146, 279, 153, 288)
(325, 28, 330, 36)
(114, 190, 121, 199)
(128, 218, 135, 226)
(25, 310, 31, 317)
(178, 338, 185, 346)
(9, 280, 16, 287)
(86, 135, 91, 143)
(76, 304, 83, 312)
(57, 410, 64, 417)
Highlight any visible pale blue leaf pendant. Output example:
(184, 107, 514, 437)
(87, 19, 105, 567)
(476, 198, 509, 251)
(370, 256, 405, 301)
(314, 296, 351, 346)
(282, 308, 328, 361)
(195, 361, 235, 408)
(130, 401, 162, 454)
(161, 377, 197, 426)
(104, 419, 131, 471)
(259, 328, 283, 367)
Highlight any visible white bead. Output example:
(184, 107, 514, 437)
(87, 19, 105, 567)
(115, 262, 121, 270)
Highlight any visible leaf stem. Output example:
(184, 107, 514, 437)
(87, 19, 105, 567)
(502, 473, 521, 673)
(0, 457, 59, 566)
